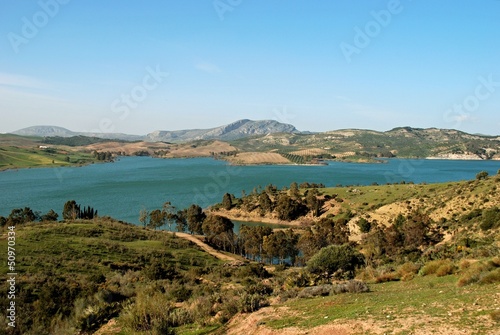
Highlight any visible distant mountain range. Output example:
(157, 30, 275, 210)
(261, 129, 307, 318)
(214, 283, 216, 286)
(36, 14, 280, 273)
(11, 126, 144, 141)
(12, 119, 299, 142)
(7, 121, 500, 161)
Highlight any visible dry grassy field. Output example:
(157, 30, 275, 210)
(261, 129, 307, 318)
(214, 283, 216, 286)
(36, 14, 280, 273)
(81, 141, 169, 155)
(289, 148, 329, 156)
(226, 152, 292, 165)
(81, 140, 237, 157)
(165, 140, 236, 158)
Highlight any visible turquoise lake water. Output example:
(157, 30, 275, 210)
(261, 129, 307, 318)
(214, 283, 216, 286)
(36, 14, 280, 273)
(1, 157, 500, 224)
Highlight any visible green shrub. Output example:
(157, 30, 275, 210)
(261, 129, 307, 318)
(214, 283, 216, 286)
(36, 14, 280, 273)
(331, 280, 370, 294)
(375, 272, 400, 283)
(283, 270, 314, 288)
(143, 261, 178, 281)
(169, 308, 194, 327)
(236, 263, 270, 279)
(357, 218, 371, 233)
(398, 262, 421, 281)
(478, 268, 500, 285)
(73, 289, 126, 332)
(459, 259, 471, 270)
(457, 262, 491, 287)
(298, 285, 332, 298)
(187, 296, 213, 326)
(480, 207, 500, 231)
(307, 244, 365, 279)
(277, 288, 300, 302)
(217, 292, 240, 322)
(120, 290, 176, 333)
(435, 262, 455, 277)
(420, 259, 454, 276)
(239, 293, 269, 312)
(169, 284, 192, 302)
(246, 283, 273, 296)
(476, 171, 489, 180)
(356, 266, 378, 283)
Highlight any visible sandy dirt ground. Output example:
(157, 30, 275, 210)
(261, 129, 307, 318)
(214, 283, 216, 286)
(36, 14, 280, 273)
(207, 208, 304, 227)
(169, 231, 241, 262)
(222, 305, 500, 335)
(81, 140, 237, 157)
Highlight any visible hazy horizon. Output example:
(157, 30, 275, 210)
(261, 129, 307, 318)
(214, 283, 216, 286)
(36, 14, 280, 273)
(1, 1, 499, 135)
(7, 120, 500, 138)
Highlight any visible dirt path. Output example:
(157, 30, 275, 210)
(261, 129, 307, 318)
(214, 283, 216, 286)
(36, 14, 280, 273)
(169, 231, 241, 262)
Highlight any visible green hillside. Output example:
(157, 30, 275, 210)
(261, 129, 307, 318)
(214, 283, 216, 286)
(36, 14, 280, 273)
(228, 127, 500, 161)
(1, 175, 500, 334)
(0, 134, 95, 170)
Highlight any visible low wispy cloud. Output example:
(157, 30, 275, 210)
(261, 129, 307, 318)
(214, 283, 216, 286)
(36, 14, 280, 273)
(0, 73, 51, 90)
(0, 73, 68, 107)
(0, 86, 66, 104)
(195, 61, 221, 74)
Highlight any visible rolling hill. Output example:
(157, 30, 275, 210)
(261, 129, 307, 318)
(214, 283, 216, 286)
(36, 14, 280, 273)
(145, 119, 299, 142)
(12, 119, 299, 143)
(228, 126, 500, 161)
(6, 123, 500, 167)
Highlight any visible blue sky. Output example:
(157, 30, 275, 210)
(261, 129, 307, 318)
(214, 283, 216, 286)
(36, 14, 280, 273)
(0, 0, 499, 135)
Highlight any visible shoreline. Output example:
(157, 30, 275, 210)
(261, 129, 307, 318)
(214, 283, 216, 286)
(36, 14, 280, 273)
(2, 154, 500, 172)
(206, 209, 304, 227)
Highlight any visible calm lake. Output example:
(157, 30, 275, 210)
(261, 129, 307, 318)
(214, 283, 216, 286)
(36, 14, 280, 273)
(1, 157, 500, 225)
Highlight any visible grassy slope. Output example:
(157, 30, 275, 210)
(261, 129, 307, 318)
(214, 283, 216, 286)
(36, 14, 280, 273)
(0, 134, 95, 170)
(229, 128, 500, 160)
(210, 177, 499, 334)
(3, 127, 499, 168)
(1, 177, 499, 334)
(320, 176, 500, 226)
(261, 274, 499, 334)
(5, 221, 219, 278)
(212, 175, 500, 235)
(0, 219, 223, 335)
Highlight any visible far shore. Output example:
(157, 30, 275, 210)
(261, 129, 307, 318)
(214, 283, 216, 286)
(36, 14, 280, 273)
(3, 154, 500, 172)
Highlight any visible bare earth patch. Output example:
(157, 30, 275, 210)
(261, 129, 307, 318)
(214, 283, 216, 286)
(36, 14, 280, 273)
(81, 141, 170, 155)
(93, 318, 121, 335)
(169, 231, 241, 262)
(290, 148, 329, 156)
(164, 140, 237, 157)
(81, 140, 237, 157)
(223, 309, 500, 335)
(226, 152, 292, 165)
